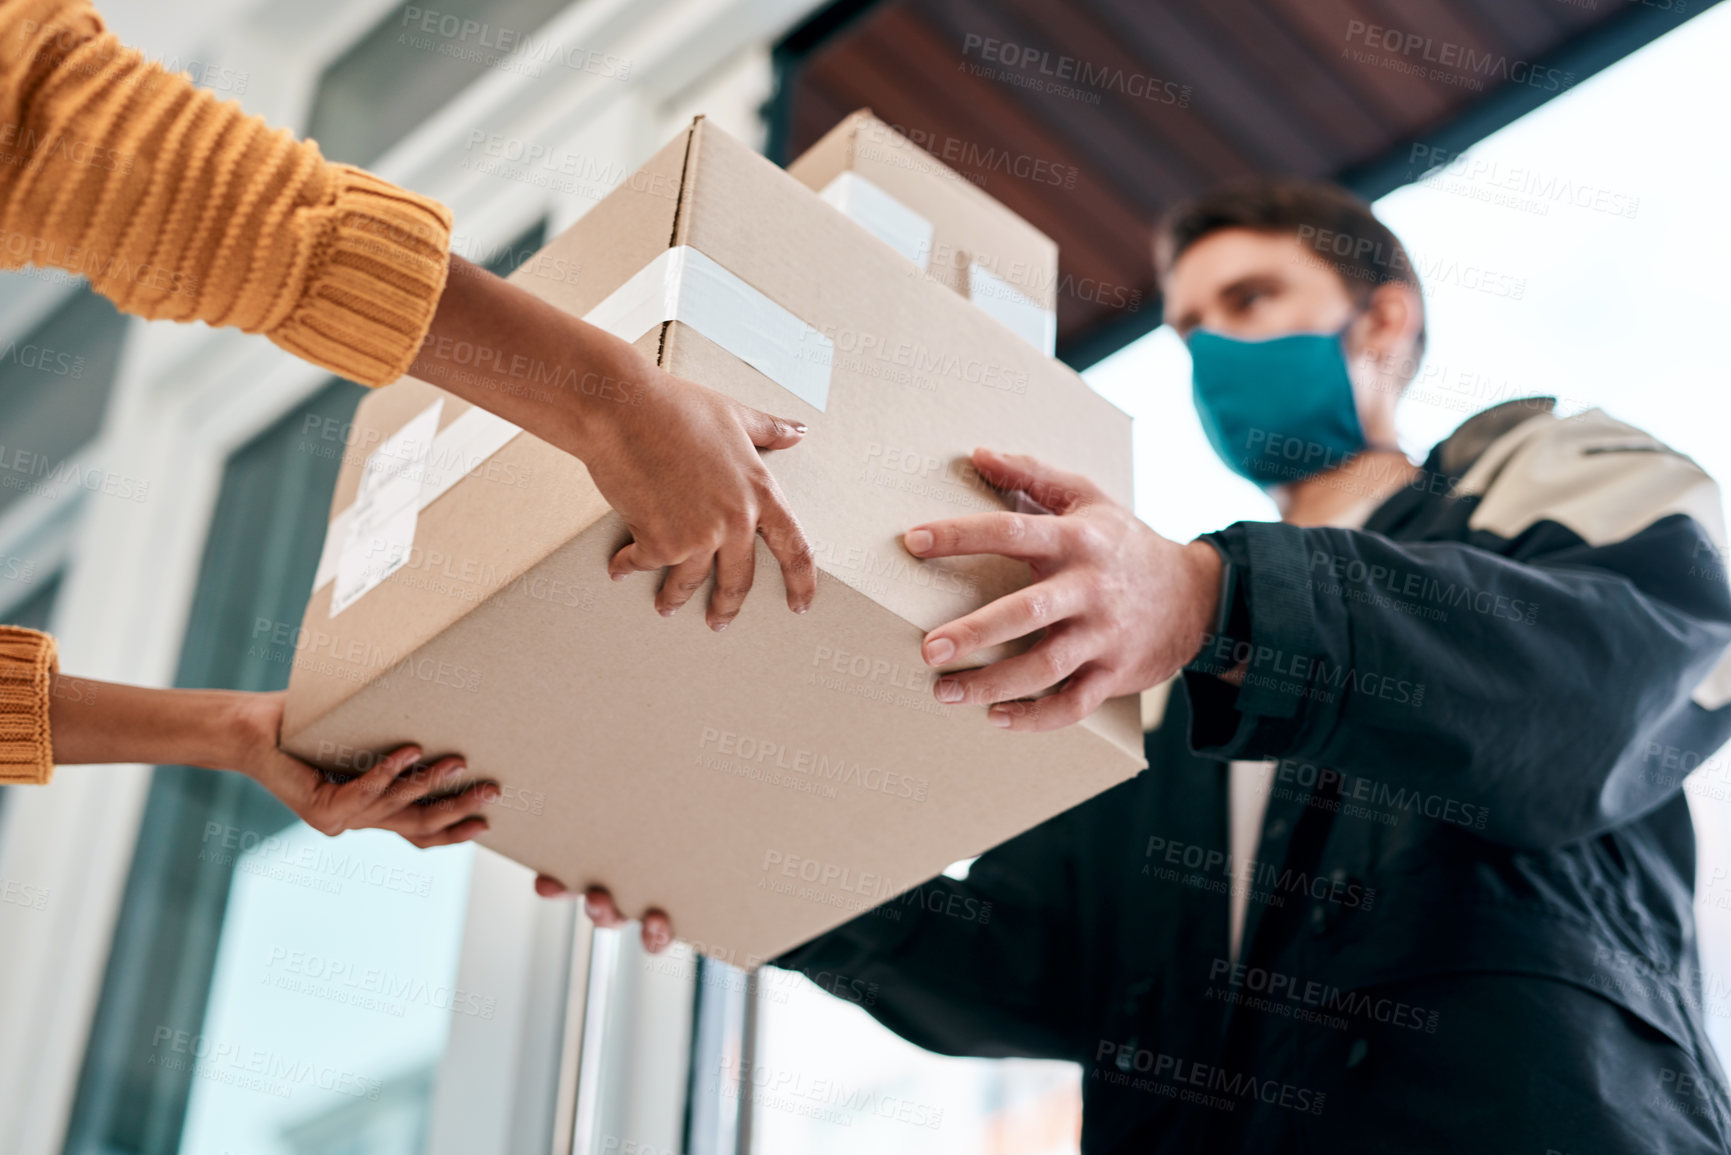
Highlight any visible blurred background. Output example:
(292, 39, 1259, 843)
(1, 0, 1728, 1153)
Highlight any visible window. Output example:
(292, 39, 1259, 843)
(58, 376, 461, 1155)
(61, 223, 550, 1154)
(306, 0, 583, 167)
(0, 290, 130, 523)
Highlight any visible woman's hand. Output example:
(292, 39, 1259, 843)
(225, 691, 496, 848)
(533, 874, 673, 954)
(414, 256, 817, 631)
(582, 362, 815, 627)
(49, 678, 496, 848)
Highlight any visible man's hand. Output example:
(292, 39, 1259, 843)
(907, 449, 1222, 732)
(534, 876, 673, 954)
(228, 691, 497, 848)
(414, 256, 816, 631)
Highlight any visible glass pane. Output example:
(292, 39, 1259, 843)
(307, 0, 587, 167)
(0, 289, 131, 522)
(179, 826, 473, 1155)
(2, 566, 62, 632)
(748, 972, 1081, 1155)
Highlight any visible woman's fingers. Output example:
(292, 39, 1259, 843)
(351, 755, 467, 825)
(376, 780, 498, 837)
(706, 536, 757, 631)
(656, 554, 714, 616)
(760, 499, 816, 614)
(736, 404, 808, 451)
(301, 744, 422, 835)
(407, 816, 489, 849)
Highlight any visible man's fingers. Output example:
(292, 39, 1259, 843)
(904, 512, 1065, 565)
(931, 632, 1089, 706)
(706, 537, 756, 631)
(988, 665, 1118, 733)
(760, 502, 816, 614)
(584, 887, 628, 927)
(656, 554, 714, 616)
(920, 579, 1082, 666)
(738, 404, 808, 451)
(641, 910, 673, 954)
(580, 888, 673, 953)
(971, 448, 1102, 515)
(534, 875, 570, 898)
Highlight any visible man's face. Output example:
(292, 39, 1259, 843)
(1161, 227, 1421, 456)
(1162, 228, 1360, 344)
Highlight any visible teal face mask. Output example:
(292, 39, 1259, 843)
(1187, 326, 1367, 486)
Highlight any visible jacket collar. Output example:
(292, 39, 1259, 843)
(1433, 395, 1557, 478)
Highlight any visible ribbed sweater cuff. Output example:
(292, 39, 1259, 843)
(268, 165, 454, 388)
(0, 626, 58, 786)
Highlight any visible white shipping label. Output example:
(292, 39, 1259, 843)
(818, 171, 935, 269)
(969, 260, 1057, 356)
(329, 399, 443, 616)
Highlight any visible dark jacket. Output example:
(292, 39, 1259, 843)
(775, 398, 1731, 1153)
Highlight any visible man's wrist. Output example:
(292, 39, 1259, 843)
(1181, 537, 1227, 665)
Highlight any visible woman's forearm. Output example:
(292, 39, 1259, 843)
(410, 254, 646, 459)
(47, 676, 245, 770)
(44, 677, 497, 846)
(406, 252, 818, 627)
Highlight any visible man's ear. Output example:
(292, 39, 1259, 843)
(1362, 281, 1424, 361)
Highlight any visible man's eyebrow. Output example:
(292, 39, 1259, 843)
(1219, 272, 1281, 300)
(1168, 272, 1279, 334)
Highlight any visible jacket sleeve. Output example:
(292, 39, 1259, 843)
(770, 793, 1106, 1063)
(1184, 413, 1731, 850)
(0, 626, 57, 784)
(0, 0, 451, 386)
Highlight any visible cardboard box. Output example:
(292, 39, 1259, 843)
(282, 117, 1142, 968)
(788, 109, 1059, 355)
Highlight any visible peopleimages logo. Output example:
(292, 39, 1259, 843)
(1342, 20, 1575, 93)
(397, 7, 632, 80)
(961, 34, 1192, 107)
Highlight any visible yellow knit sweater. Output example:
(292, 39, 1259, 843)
(0, 0, 455, 784)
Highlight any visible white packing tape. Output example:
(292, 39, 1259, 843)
(968, 260, 1057, 356)
(327, 398, 443, 616)
(585, 246, 833, 413)
(313, 245, 833, 599)
(817, 171, 935, 270)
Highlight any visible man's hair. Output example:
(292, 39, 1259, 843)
(1155, 177, 1427, 363)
